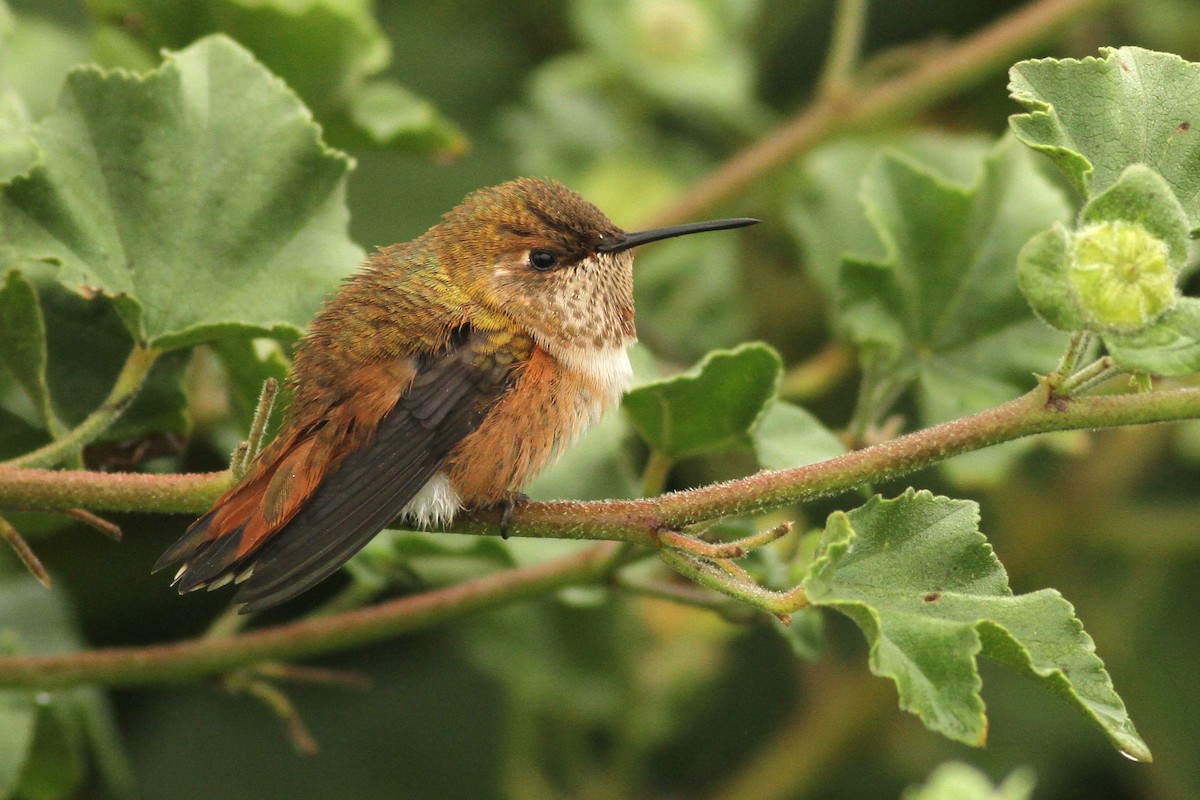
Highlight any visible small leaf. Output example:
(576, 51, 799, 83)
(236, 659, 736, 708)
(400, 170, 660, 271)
(903, 763, 1035, 800)
(622, 343, 781, 459)
(0, 270, 61, 434)
(772, 607, 824, 662)
(39, 287, 189, 445)
(788, 132, 994, 296)
(0, 686, 37, 796)
(751, 400, 845, 471)
(0, 577, 135, 798)
(0, 34, 361, 349)
(803, 490, 1151, 760)
(1016, 224, 1085, 331)
(1079, 164, 1190, 265)
(570, 0, 758, 118)
(343, 79, 468, 157)
(1009, 47, 1200, 226)
(1104, 297, 1200, 376)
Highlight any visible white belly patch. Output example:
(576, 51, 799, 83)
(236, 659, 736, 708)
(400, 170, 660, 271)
(401, 471, 462, 528)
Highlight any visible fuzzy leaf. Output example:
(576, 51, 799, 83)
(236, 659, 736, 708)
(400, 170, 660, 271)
(788, 132, 995, 296)
(570, 0, 758, 118)
(0, 34, 361, 349)
(838, 137, 1070, 482)
(1080, 164, 1190, 265)
(803, 490, 1151, 761)
(1016, 223, 1084, 331)
(751, 400, 845, 471)
(0, 578, 135, 798)
(903, 763, 1035, 800)
(1104, 297, 1200, 376)
(623, 343, 780, 459)
(1009, 47, 1200, 225)
(88, 0, 466, 154)
(0, 270, 59, 433)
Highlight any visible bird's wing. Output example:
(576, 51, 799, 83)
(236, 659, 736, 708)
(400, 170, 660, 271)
(155, 326, 518, 612)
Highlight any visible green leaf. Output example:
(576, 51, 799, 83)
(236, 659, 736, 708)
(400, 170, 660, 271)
(772, 607, 824, 662)
(1080, 164, 1190, 265)
(0, 686, 36, 797)
(208, 0, 390, 113)
(803, 490, 1151, 761)
(0, 270, 61, 435)
(88, 0, 388, 104)
(1009, 47, 1200, 225)
(0, 34, 361, 349)
(837, 137, 1070, 481)
(622, 343, 780, 460)
(0, 11, 89, 121)
(788, 132, 995, 296)
(1104, 297, 1200, 376)
(1016, 223, 1084, 331)
(570, 0, 759, 118)
(88, 0, 465, 154)
(903, 763, 1035, 800)
(0, 577, 135, 798)
(751, 399, 845, 471)
(15, 699, 87, 800)
(341, 79, 468, 156)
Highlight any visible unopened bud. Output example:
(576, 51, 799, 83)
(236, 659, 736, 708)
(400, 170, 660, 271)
(1068, 220, 1177, 333)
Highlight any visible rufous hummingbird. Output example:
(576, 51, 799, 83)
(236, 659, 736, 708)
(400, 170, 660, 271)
(156, 178, 757, 611)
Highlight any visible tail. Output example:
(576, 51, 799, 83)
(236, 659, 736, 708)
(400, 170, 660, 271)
(155, 329, 513, 612)
(154, 422, 342, 594)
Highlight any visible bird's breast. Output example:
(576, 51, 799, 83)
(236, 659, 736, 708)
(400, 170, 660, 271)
(443, 342, 632, 505)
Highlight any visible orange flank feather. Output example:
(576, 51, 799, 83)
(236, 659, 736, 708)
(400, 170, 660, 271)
(446, 346, 608, 505)
(157, 359, 417, 591)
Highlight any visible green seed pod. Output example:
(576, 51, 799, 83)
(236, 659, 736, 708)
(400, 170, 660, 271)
(1067, 220, 1177, 333)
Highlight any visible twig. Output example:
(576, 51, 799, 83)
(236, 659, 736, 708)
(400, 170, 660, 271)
(0, 516, 51, 588)
(647, 0, 1107, 226)
(60, 508, 122, 541)
(818, 0, 869, 99)
(0, 542, 623, 688)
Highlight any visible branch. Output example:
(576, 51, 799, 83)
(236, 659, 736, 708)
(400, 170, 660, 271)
(0, 467, 228, 515)
(647, 0, 1108, 226)
(457, 384, 1200, 540)
(0, 543, 621, 688)
(1, 383, 1199, 689)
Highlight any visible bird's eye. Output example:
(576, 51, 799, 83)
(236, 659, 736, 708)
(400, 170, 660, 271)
(529, 249, 558, 272)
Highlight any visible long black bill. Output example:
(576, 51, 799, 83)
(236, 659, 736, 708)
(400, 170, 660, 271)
(596, 217, 759, 254)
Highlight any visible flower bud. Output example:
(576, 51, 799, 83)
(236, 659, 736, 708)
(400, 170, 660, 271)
(1067, 220, 1177, 333)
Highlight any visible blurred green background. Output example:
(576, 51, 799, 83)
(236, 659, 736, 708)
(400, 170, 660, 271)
(3, 0, 1200, 798)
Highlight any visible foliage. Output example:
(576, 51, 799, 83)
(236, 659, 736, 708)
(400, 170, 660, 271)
(1, 2, 1199, 799)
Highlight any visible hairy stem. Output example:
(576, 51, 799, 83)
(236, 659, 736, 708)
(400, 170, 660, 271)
(0, 467, 229, 515)
(0, 543, 622, 688)
(818, 0, 869, 98)
(1, 384, 1199, 688)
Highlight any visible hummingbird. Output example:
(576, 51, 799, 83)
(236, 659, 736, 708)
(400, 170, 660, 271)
(155, 178, 757, 612)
